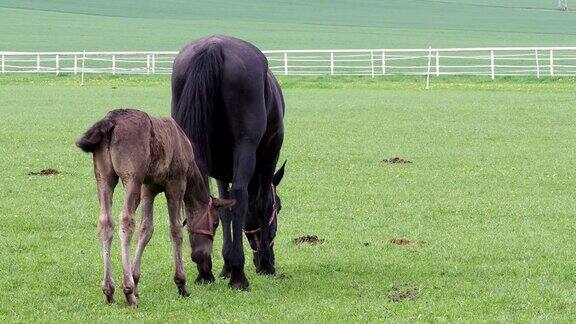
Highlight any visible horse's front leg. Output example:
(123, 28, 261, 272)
(255, 166, 279, 275)
(216, 180, 232, 279)
(166, 180, 190, 297)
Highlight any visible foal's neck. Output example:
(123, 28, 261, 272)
(185, 173, 211, 207)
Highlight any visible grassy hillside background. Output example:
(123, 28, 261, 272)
(1, 78, 576, 321)
(0, 0, 575, 51)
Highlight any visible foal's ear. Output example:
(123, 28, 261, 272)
(272, 160, 286, 187)
(212, 197, 236, 209)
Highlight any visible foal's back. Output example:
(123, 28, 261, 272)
(110, 110, 193, 185)
(90, 109, 193, 185)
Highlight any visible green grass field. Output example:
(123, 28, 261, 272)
(1, 0, 576, 51)
(1, 76, 575, 322)
(1, 0, 576, 322)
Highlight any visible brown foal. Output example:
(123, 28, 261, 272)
(77, 109, 234, 306)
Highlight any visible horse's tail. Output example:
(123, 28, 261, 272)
(76, 117, 115, 153)
(173, 43, 223, 172)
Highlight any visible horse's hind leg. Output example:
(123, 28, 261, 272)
(131, 185, 157, 298)
(95, 154, 118, 304)
(228, 142, 258, 290)
(166, 180, 190, 297)
(118, 179, 142, 306)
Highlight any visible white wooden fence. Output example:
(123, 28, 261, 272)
(1, 47, 576, 78)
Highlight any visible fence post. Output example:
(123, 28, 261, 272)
(535, 49, 540, 78)
(490, 50, 495, 80)
(435, 50, 440, 76)
(147, 54, 150, 74)
(1, 54, 4, 74)
(330, 52, 334, 75)
(382, 50, 386, 75)
(55, 54, 59, 75)
(283, 52, 288, 75)
(74, 55, 78, 75)
(152, 54, 156, 74)
(549, 49, 554, 76)
(36, 54, 40, 72)
(81, 50, 85, 86)
(370, 51, 375, 78)
(112, 54, 116, 75)
(426, 46, 432, 89)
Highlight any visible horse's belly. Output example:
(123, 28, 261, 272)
(209, 152, 233, 183)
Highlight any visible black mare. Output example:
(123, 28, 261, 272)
(171, 36, 285, 290)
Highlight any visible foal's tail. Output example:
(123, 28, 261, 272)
(172, 42, 223, 172)
(76, 118, 115, 153)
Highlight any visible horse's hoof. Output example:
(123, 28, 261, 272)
(195, 273, 215, 285)
(219, 268, 231, 279)
(178, 285, 190, 297)
(229, 273, 250, 291)
(256, 267, 275, 276)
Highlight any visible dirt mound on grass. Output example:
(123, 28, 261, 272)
(388, 285, 419, 302)
(275, 273, 291, 281)
(389, 238, 427, 246)
(293, 235, 324, 245)
(28, 168, 60, 176)
(382, 157, 412, 164)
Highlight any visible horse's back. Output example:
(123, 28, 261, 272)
(173, 36, 267, 105)
(171, 36, 283, 182)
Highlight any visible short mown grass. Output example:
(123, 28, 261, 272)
(0, 75, 575, 322)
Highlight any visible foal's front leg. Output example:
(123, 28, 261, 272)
(166, 180, 190, 297)
(119, 180, 142, 306)
(132, 185, 157, 298)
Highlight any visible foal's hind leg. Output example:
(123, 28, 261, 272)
(166, 180, 190, 297)
(118, 179, 142, 306)
(95, 155, 119, 304)
(132, 185, 158, 298)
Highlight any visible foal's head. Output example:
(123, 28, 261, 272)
(187, 196, 234, 283)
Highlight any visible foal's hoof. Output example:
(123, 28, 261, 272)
(125, 293, 138, 307)
(229, 273, 250, 291)
(104, 293, 115, 304)
(177, 285, 190, 297)
(102, 286, 115, 304)
(195, 273, 215, 285)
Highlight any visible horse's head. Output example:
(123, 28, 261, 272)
(247, 161, 285, 275)
(189, 196, 235, 283)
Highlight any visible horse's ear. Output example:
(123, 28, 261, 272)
(272, 160, 286, 187)
(212, 197, 235, 210)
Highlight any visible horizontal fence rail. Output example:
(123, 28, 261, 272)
(1, 47, 576, 78)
